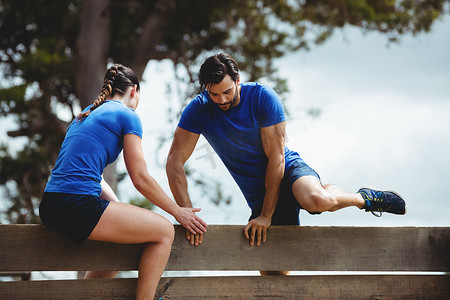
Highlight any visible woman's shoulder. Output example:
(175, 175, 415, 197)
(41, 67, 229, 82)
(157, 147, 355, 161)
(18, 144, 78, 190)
(105, 101, 139, 117)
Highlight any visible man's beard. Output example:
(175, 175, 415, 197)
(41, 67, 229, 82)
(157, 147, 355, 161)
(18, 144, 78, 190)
(219, 85, 239, 111)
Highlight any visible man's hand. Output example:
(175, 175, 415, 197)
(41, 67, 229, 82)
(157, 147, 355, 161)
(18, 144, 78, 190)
(243, 215, 271, 246)
(185, 230, 204, 246)
(174, 207, 207, 237)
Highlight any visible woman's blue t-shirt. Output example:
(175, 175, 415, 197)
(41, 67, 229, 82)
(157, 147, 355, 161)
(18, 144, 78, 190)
(178, 82, 302, 209)
(45, 100, 143, 196)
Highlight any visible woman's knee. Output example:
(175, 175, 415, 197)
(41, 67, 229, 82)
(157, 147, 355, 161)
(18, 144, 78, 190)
(155, 218, 175, 245)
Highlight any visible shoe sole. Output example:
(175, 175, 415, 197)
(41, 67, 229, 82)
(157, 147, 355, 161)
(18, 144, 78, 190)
(360, 186, 407, 215)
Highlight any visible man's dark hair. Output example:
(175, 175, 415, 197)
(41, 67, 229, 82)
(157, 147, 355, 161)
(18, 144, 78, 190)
(199, 53, 240, 90)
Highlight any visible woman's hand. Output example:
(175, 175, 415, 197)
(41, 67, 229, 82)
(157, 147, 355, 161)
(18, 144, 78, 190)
(174, 207, 207, 235)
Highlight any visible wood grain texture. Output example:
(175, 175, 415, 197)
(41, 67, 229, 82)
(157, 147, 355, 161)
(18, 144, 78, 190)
(1, 275, 449, 300)
(1, 225, 449, 272)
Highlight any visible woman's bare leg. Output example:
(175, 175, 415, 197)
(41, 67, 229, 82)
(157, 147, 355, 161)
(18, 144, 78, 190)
(86, 201, 174, 300)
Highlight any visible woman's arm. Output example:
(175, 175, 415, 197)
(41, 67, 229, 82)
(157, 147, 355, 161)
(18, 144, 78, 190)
(122, 133, 206, 235)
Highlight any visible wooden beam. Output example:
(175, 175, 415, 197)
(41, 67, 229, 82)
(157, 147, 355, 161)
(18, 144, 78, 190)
(0, 278, 137, 300)
(167, 225, 450, 271)
(1, 225, 449, 271)
(0, 224, 145, 271)
(157, 275, 450, 299)
(1, 275, 449, 300)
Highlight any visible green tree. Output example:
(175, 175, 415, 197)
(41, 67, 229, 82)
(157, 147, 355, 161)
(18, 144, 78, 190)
(1, 0, 448, 223)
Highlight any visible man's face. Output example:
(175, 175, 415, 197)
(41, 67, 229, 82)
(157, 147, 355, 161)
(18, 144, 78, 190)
(207, 75, 240, 111)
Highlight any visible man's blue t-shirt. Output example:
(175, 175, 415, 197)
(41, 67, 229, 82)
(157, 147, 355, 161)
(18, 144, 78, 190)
(178, 82, 303, 209)
(45, 100, 143, 196)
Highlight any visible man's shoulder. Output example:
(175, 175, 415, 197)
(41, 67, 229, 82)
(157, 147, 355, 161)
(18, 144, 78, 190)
(179, 91, 212, 128)
(241, 81, 261, 91)
(241, 82, 276, 97)
(186, 90, 211, 108)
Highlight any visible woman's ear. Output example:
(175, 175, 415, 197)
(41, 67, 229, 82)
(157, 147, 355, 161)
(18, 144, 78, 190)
(130, 85, 137, 99)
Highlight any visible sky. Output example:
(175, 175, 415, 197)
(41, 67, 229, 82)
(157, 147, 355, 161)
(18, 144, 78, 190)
(126, 13, 450, 228)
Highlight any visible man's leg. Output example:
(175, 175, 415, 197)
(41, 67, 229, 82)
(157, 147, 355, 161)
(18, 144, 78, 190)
(292, 176, 406, 215)
(292, 176, 365, 213)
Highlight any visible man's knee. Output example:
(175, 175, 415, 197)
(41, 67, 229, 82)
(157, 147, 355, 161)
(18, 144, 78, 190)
(302, 191, 336, 213)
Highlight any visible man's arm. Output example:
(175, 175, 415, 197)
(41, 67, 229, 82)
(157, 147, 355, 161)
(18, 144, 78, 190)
(166, 126, 204, 245)
(244, 121, 286, 246)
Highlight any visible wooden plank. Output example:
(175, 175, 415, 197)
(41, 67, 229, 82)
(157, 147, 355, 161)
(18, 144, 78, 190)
(156, 275, 450, 299)
(0, 278, 137, 300)
(0, 275, 449, 299)
(167, 225, 450, 271)
(0, 224, 145, 271)
(1, 225, 449, 271)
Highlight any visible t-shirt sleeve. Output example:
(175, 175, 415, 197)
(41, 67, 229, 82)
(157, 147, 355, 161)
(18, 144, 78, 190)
(122, 109, 143, 138)
(178, 97, 203, 134)
(258, 86, 286, 127)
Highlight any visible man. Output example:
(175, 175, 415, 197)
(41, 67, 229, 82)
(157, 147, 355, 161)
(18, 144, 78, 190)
(166, 52, 406, 248)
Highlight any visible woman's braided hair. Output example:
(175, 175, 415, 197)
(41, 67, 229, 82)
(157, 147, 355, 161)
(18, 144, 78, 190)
(76, 64, 140, 121)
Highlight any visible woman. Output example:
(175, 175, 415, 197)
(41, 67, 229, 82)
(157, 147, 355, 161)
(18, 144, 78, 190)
(39, 64, 207, 299)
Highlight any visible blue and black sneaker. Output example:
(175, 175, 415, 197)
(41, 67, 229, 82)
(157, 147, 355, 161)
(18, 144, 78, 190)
(358, 188, 406, 217)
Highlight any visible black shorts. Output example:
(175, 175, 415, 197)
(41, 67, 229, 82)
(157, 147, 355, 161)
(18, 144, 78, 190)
(249, 159, 321, 226)
(39, 192, 110, 245)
